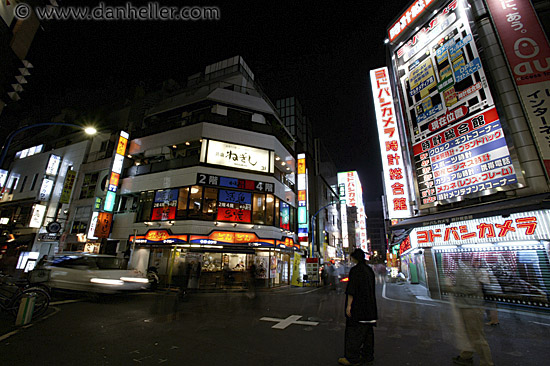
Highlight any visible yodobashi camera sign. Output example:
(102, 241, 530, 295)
(202, 139, 274, 173)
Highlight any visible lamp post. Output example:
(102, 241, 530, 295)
(310, 201, 338, 258)
(0, 122, 97, 168)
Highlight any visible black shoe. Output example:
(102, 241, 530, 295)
(452, 356, 473, 365)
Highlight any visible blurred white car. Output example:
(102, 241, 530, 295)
(46, 253, 149, 293)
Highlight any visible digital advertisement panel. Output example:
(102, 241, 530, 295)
(389, 0, 521, 207)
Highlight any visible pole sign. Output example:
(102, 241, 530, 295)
(59, 170, 77, 204)
(104, 131, 129, 212)
(369, 67, 413, 219)
(486, 0, 550, 177)
(297, 153, 308, 244)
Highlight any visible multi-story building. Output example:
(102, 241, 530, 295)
(376, 0, 550, 309)
(97, 56, 300, 288)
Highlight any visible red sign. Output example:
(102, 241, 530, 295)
(94, 212, 113, 238)
(486, 0, 550, 86)
(388, 0, 436, 41)
(145, 230, 170, 241)
(151, 207, 176, 221)
(216, 208, 251, 223)
(109, 172, 120, 187)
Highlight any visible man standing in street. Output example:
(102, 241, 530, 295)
(338, 249, 378, 366)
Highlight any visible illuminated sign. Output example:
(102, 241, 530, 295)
(388, 0, 519, 207)
(45, 155, 62, 176)
(196, 173, 274, 193)
(0, 170, 7, 188)
(104, 131, 128, 212)
(217, 189, 252, 223)
(104, 191, 116, 212)
(203, 139, 273, 173)
(87, 211, 99, 240)
(486, 0, 550, 178)
(371, 68, 412, 219)
(29, 204, 47, 228)
(388, 0, 436, 41)
(0, 217, 9, 225)
(94, 212, 113, 239)
(297, 154, 308, 243)
(341, 203, 349, 248)
(151, 189, 178, 221)
(60, 170, 77, 204)
(409, 210, 549, 248)
(38, 178, 54, 201)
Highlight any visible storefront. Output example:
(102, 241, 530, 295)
(399, 209, 550, 309)
(129, 229, 297, 289)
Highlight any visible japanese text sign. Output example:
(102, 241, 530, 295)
(371, 67, 412, 219)
(204, 140, 273, 173)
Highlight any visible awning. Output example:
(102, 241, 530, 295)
(390, 193, 550, 231)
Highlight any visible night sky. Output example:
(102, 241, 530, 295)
(1, 0, 412, 202)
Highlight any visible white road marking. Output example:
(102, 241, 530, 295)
(530, 321, 550, 327)
(382, 283, 437, 307)
(260, 315, 319, 329)
(50, 299, 81, 305)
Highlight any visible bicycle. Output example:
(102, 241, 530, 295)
(0, 275, 50, 319)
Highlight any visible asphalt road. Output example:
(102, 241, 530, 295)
(1, 281, 549, 366)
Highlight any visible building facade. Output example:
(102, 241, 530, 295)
(376, 0, 550, 309)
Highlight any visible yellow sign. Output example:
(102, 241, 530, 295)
(291, 253, 302, 287)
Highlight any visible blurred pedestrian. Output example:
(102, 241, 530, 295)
(451, 258, 494, 366)
(338, 249, 378, 366)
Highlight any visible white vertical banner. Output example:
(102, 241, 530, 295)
(371, 67, 412, 219)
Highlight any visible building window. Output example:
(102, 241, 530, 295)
(136, 191, 155, 222)
(19, 176, 27, 193)
(30, 174, 38, 191)
(274, 198, 280, 227)
(188, 185, 203, 219)
(177, 187, 189, 219)
(253, 193, 266, 224)
(79, 173, 99, 199)
(265, 194, 274, 226)
(202, 187, 217, 220)
(71, 221, 88, 234)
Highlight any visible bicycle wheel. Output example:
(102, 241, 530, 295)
(10, 287, 50, 318)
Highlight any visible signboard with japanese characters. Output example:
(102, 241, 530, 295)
(59, 170, 77, 204)
(45, 155, 62, 176)
(409, 209, 547, 248)
(37, 178, 54, 202)
(216, 189, 252, 223)
(486, 0, 550, 177)
(151, 189, 178, 221)
(104, 131, 129, 212)
(94, 212, 113, 239)
(388, 0, 521, 207)
(196, 173, 274, 193)
(29, 204, 47, 228)
(370, 68, 413, 219)
(202, 139, 273, 173)
(297, 153, 308, 243)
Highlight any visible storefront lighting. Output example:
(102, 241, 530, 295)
(172, 145, 177, 149)
(190, 187, 199, 194)
(214, 221, 218, 226)
(185, 141, 190, 146)
(286, 167, 290, 171)
(127, 154, 132, 158)
(275, 156, 280, 161)
(281, 161, 286, 166)
(136, 162, 141, 166)
(384, 39, 389, 44)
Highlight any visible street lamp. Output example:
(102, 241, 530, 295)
(310, 200, 338, 258)
(0, 122, 97, 168)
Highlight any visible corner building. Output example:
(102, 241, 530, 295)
(113, 57, 299, 288)
(377, 0, 550, 309)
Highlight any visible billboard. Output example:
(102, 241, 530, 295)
(388, 0, 521, 207)
(202, 139, 273, 173)
(486, 0, 550, 177)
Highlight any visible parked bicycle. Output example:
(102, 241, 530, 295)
(0, 274, 50, 319)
